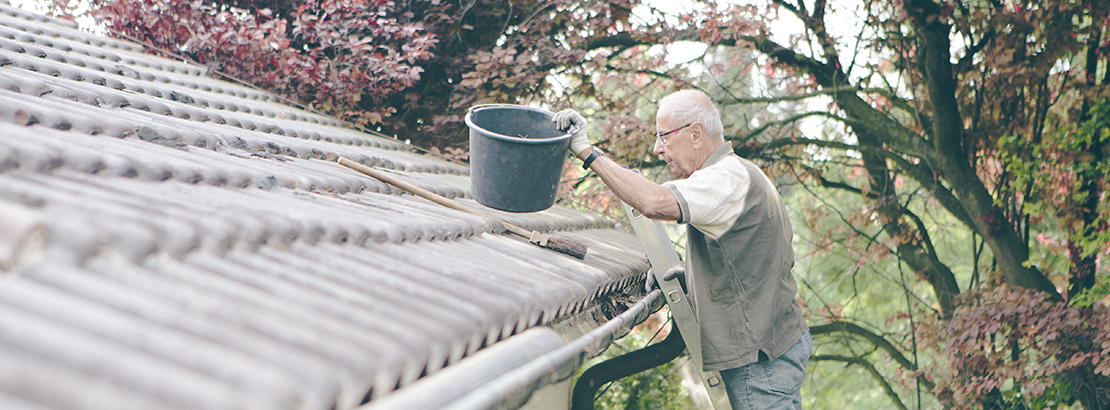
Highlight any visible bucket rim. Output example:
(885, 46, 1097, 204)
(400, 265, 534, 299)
(464, 104, 574, 145)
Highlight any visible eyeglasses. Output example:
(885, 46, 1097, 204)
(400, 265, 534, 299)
(656, 123, 692, 145)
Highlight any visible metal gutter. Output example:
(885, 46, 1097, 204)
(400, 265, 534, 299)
(359, 289, 664, 410)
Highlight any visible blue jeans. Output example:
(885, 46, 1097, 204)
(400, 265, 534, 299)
(720, 330, 811, 410)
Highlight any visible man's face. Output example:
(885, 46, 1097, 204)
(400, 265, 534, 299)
(653, 113, 700, 178)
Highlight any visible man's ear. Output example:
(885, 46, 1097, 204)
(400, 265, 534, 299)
(690, 122, 704, 147)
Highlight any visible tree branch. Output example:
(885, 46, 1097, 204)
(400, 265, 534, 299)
(816, 176, 875, 199)
(581, 30, 935, 163)
(811, 354, 909, 410)
(810, 320, 936, 392)
(730, 111, 832, 145)
(890, 157, 977, 229)
(905, 0, 1059, 298)
(954, 29, 997, 75)
(743, 110, 975, 234)
(584, 32, 639, 50)
(760, 134, 917, 167)
(902, 199, 938, 259)
(721, 86, 912, 106)
(737, 34, 937, 163)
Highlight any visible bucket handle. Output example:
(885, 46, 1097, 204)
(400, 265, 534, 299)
(562, 123, 580, 137)
(467, 104, 579, 137)
(467, 103, 519, 113)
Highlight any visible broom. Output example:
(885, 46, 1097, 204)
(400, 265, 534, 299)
(338, 157, 588, 259)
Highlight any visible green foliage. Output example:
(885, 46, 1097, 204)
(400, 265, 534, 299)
(803, 360, 916, 410)
(1000, 101, 1110, 248)
(1071, 279, 1110, 309)
(998, 378, 1084, 410)
(788, 178, 945, 410)
(573, 314, 692, 410)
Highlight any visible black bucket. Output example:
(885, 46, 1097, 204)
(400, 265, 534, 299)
(465, 104, 573, 213)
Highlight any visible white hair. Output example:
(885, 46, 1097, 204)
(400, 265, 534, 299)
(658, 89, 724, 141)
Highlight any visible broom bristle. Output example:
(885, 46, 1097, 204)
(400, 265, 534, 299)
(544, 236, 588, 259)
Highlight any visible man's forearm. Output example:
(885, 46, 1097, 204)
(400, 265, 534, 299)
(578, 151, 681, 221)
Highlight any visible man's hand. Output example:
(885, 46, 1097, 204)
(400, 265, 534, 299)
(645, 267, 687, 294)
(662, 267, 687, 294)
(553, 109, 591, 156)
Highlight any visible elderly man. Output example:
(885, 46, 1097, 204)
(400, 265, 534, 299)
(554, 89, 811, 410)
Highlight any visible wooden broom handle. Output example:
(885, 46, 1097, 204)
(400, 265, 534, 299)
(338, 157, 532, 238)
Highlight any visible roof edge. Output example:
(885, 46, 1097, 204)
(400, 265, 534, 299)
(358, 288, 664, 410)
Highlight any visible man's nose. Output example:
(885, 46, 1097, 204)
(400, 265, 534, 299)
(652, 138, 664, 155)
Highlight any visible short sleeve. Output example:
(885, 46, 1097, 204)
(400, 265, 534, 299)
(663, 156, 751, 238)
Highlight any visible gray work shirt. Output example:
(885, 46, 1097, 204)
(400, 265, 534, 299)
(663, 143, 806, 371)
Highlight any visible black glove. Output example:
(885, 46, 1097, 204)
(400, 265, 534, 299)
(645, 267, 687, 294)
(662, 266, 687, 294)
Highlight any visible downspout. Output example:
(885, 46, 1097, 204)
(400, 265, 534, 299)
(570, 325, 685, 410)
(359, 288, 663, 410)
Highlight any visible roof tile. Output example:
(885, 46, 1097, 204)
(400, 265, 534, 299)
(0, 2, 653, 408)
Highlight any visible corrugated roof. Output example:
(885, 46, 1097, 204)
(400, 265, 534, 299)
(0, 3, 652, 409)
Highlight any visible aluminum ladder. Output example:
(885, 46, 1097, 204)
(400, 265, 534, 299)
(622, 201, 733, 410)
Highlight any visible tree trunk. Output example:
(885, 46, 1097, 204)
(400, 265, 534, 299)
(1068, 28, 1108, 300)
(906, 0, 1061, 299)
